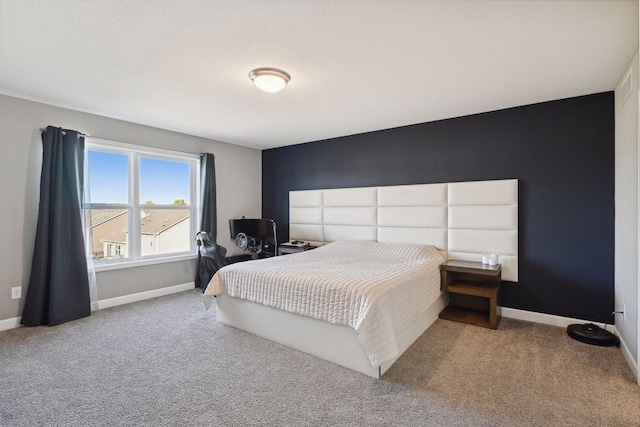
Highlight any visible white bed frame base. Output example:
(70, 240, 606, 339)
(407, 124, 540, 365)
(217, 292, 447, 379)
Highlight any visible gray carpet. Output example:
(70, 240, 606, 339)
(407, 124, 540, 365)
(0, 290, 638, 427)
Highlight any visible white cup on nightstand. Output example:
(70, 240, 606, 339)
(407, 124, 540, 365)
(489, 252, 498, 266)
(482, 253, 490, 264)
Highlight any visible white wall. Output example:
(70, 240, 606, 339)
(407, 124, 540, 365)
(615, 49, 639, 382)
(0, 94, 262, 322)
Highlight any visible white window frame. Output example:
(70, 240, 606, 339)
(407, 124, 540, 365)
(85, 138, 200, 272)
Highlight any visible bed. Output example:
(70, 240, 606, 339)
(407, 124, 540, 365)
(204, 179, 519, 378)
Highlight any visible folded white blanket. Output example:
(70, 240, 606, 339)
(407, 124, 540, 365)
(203, 240, 444, 367)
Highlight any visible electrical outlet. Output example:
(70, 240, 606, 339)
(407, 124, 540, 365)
(622, 303, 626, 320)
(11, 287, 21, 300)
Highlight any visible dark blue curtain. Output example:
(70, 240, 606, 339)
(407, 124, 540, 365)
(21, 126, 90, 326)
(196, 153, 226, 289)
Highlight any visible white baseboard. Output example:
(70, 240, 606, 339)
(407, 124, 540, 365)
(0, 316, 22, 332)
(501, 306, 637, 382)
(97, 282, 195, 310)
(500, 307, 612, 329)
(618, 332, 639, 382)
(0, 282, 195, 331)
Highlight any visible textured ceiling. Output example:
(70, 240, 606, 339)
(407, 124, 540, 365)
(0, 0, 637, 149)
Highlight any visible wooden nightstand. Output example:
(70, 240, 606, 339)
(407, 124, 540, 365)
(278, 245, 317, 256)
(439, 260, 502, 329)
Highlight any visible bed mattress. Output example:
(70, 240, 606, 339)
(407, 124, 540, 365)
(203, 240, 444, 367)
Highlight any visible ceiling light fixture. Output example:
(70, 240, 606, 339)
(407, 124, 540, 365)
(249, 67, 291, 93)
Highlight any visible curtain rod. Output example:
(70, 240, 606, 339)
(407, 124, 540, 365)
(39, 127, 91, 137)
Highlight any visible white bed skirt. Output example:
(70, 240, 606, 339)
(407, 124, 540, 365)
(215, 292, 447, 378)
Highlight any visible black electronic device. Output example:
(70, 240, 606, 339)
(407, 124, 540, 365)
(228, 218, 277, 257)
(566, 323, 619, 347)
(281, 240, 310, 248)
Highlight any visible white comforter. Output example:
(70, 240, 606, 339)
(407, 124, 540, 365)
(203, 240, 444, 367)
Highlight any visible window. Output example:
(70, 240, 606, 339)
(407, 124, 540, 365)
(84, 139, 199, 269)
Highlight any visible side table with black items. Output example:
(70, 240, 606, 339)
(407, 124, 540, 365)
(439, 260, 502, 329)
(278, 243, 317, 256)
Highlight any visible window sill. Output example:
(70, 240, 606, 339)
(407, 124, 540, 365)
(94, 254, 197, 273)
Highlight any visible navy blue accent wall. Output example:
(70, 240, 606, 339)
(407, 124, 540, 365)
(262, 93, 614, 322)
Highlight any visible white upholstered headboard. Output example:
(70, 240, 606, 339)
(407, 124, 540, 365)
(289, 179, 518, 282)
